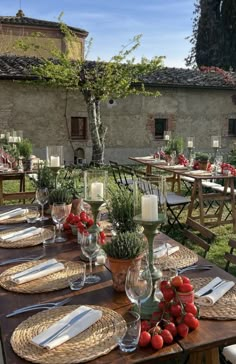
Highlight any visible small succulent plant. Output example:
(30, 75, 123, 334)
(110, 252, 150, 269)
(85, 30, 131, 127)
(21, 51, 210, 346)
(102, 231, 146, 259)
(49, 188, 73, 205)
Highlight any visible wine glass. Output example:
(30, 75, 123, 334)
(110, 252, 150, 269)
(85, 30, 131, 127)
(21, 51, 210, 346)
(125, 261, 152, 314)
(36, 187, 49, 221)
(51, 203, 66, 242)
(81, 232, 101, 284)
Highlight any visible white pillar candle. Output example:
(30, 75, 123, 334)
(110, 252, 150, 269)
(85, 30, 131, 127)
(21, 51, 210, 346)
(50, 156, 60, 167)
(164, 135, 170, 141)
(8, 136, 13, 143)
(91, 182, 104, 200)
(213, 140, 219, 148)
(141, 195, 158, 221)
(187, 141, 193, 148)
(0, 134, 5, 139)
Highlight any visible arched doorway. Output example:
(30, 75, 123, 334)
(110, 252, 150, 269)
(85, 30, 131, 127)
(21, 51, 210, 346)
(74, 147, 85, 165)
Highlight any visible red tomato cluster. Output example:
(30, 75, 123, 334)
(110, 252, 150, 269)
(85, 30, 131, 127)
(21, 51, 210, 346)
(178, 154, 188, 166)
(63, 212, 106, 244)
(139, 275, 199, 350)
(221, 163, 236, 176)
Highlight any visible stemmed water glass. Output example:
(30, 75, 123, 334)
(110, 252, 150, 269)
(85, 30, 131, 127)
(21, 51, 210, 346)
(125, 260, 152, 314)
(35, 187, 49, 221)
(81, 232, 101, 284)
(51, 203, 67, 242)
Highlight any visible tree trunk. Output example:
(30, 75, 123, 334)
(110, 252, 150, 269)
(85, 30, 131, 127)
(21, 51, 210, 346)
(86, 96, 107, 166)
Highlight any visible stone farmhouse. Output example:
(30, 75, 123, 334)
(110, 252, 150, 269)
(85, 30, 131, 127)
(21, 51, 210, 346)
(0, 10, 236, 164)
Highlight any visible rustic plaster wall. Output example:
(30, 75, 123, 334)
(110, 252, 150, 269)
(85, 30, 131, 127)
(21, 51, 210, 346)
(0, 80, 236, 164)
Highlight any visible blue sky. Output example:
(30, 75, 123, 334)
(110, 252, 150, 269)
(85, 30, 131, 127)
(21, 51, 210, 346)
(1, 0, 195, 68)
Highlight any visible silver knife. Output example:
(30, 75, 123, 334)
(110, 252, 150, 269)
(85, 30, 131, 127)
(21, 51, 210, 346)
(200, 280, 226, 296)
(15, 262, 59, 279)
(39, 309, 92, 346)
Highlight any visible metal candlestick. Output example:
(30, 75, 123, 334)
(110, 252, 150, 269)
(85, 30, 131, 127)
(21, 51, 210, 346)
(133, 214, 165, 319)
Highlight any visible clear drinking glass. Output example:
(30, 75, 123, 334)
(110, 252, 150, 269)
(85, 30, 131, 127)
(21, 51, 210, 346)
(51, 203, 66, 242)
(67, 262, 86, 290)
(36, 187, 49, 221)
(26, 206, 40, 223)
(81, 232, 101, 284)
(125, 262, 152, 313)
(116, 311, 141, 352)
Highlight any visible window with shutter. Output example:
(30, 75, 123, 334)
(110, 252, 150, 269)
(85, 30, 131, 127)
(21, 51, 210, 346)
(71, 117, 87, 139)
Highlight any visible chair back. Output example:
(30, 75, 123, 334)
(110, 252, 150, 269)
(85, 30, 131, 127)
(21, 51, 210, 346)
(224, 238, 236, 272)
(183, 218, 216, 257)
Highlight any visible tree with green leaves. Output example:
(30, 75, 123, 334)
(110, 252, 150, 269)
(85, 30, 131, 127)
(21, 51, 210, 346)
(23, 21, 164, 165)
(186, 0, 236, 71)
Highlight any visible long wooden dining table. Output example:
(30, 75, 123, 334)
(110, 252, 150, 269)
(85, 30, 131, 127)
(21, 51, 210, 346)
(0, 207, 236, 364)
(129, 156, 236, 233)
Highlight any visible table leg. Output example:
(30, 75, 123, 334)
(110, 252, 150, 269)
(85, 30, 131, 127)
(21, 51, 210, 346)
(197, 180, 205, 226)
(230, 178, 236, 233)
(187, 180, 197, 218)
(0, 179, 3, 205)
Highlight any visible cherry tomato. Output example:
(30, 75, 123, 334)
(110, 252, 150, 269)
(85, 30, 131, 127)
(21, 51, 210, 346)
(181, 276, 191, 284)
(164, 322, 177, 337)
(171, 276, 183, 288)
(162, 285, 175, 302)
(139, 331, 151, 347)
(185, 303, 198, 316)
(160, 280, 169, 292)
(184, 313, 199, 330)
(158, 300, 166, 312)
(178, 283, 193, 293)
(66, 213, 75, 223)
(170, 303, 182, 318)
(141, 320, 151, 332)
(177, 323, 189, 338)
(151, 334, 164, 350)
(63, 222, 70, 230)
(160, 329, 174, 344)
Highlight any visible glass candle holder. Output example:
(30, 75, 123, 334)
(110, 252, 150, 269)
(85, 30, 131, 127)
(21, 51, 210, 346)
(46, 145, 64, 167)
(84, 170, 108, 202)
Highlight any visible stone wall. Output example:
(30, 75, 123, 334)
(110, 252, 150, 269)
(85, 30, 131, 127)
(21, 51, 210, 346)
(0, 80, 236, 164)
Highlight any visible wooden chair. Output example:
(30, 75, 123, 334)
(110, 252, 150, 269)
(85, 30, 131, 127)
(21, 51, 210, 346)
(224, 238, 236, 272)
(183, 218, 216, 257)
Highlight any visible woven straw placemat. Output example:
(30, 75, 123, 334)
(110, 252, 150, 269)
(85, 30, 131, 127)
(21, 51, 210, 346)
(0, 227, 53, 248)
(154, 245, 198, 269)
(192, 277, 236, 320)
(0, 260, 81, 293)
(0, 211, 33, 224)
(11, 305, 126, 364)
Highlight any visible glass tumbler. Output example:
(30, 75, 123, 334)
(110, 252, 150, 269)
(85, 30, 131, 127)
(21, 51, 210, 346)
(117, 311, 141, 353)
(67, 262, 86, 290)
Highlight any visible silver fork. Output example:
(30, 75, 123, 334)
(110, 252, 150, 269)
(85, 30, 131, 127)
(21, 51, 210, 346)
(0, 254, 45, 266)
(6, 297, 72, 317)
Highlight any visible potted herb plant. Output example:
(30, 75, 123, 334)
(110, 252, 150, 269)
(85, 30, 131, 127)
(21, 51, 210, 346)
(106, 185, 138, 233)
(17, 138, 33, 171)
(195, 152, 210, 170)
(102, 231, 146, 292)
(49, 187, 73, 216)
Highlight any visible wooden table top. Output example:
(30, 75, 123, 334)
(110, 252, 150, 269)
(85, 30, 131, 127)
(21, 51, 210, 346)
(0, 214, 236, 363)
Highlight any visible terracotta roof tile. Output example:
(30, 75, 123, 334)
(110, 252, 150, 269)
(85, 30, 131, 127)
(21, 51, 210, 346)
(0, 15, 88, 36)
(0, 55, 235, 90)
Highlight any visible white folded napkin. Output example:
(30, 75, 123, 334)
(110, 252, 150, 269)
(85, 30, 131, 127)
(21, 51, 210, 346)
(10, 259, 65, 284)
(0, 208, 28, 221)
(1, 227, 42, 242)
(154, 243, 179, 258)
(31, 305, 102, 350)
(195, 277, 235, 306)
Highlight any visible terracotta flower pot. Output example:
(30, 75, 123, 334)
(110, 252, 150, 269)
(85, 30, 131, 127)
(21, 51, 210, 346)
(107, 255, 143, 292)
(198, 161, 208, 170)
